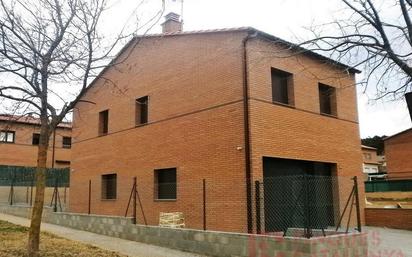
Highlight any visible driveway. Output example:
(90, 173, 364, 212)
(364, 226, 412, 257)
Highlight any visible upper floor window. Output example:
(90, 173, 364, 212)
(318, 83, 337, 116)
(154, 168, 177, 200)
(271, 68, 294, 105)
(136, 96, 148, 125)
(98, 110, 109, 136)
(62, 136, 72, 149)
(32, 133, 40, 145)
(0, 131, 15, 143)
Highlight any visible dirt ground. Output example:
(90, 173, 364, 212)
(0, 220, 127, 257)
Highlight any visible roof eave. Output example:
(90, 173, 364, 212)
(253, 30, 361, 74)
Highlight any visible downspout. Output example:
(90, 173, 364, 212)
(242, 30, 258, 233)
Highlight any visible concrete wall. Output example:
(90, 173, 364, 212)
(0, 205, 367, 257)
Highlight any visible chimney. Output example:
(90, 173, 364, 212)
(161, 12, 182, 33)
(405, 92, 412, 122)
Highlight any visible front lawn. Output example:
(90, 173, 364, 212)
(0, 220, 127, 257)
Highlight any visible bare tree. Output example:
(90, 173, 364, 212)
(298, 0, 412, 100)
(0, 0, 163, 256)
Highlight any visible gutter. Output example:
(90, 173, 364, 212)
(242, 29, 258, 233)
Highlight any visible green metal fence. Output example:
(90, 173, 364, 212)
(0, 165, 70, 187)
(364, 179, 412, 192)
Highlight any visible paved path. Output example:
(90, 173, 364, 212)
(364, 226, 412, 257)
(2, 213, 411, 257)
(0, 213, 207, 257)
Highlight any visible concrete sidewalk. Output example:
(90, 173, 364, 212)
(364, 226, 412, 257)
(0, 213, 207, 257)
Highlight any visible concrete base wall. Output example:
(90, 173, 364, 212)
(0, 205, 367, 257)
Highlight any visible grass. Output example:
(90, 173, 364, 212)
(0, 220, 128, 257)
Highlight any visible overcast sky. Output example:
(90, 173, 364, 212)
(2, 0, 411, 138)
(112, 0, 411, 138)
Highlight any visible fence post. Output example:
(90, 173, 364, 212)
(303, 175, 312, 238)
(203, 179, 206, 231)
(30, 178, 33, 206)
(9, 176, 14, 206)
(353, 176, 362, 232)
(132, 177, 137, 225)
(88, 180, 91, 215)
(53, 177, 58, 212)
(64, 186, 67, 204)
(255, 180, 261, 234)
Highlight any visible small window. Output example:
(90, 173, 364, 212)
(102, 173, 117, 200)
(99, 110, 109, 136)
(0, 131, 15, 143)
(319, 83, 337, 116)
(136, 96, 148, 125)
(271, 68, 293, 105)
(55, 160, 71, 165)
(62, 136, 72, 149)
(32, 133, 40, 145)
(154, 168, 176, 200)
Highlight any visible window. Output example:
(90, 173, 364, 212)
(364, 153, 372, 160)
(101, 173, 117, 200)
(136, 96, 148, 125)
(0, 131, 15, 143)
(271, 68, 293, 105)
(32, 133, 40, 145)
(318, 83, 337, 116)
(55, 160, 70, 165)
(154, 168, 176, 200)
(98, 110, 109, 135)
(62, 136, 72, 149)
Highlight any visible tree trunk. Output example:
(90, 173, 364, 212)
(28, 121, 50, 257)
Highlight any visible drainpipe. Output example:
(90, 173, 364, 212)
(242, 29, 258, 233)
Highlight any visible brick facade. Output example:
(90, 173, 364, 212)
(70, 28, 364, 233)
(385, 129, 412, 179)
(365, 208, 412, 230)
(0, 117, 71, 168)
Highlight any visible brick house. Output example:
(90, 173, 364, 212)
(0, 114, 72, 168)
(70, 14, 364, 233)
(384, 128, 412, 179)
(361, 145, 381, 181)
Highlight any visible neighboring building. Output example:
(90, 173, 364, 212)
(0, 114, 72, 168)
(70, 14, 364, 233)
(377, 155, 387, 173)
(361, 145, 385, 181)
(384, 128, 412, 179)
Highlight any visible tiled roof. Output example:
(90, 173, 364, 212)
(361, 145, 377, 150)
(0, 114, 72, 129)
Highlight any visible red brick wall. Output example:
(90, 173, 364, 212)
(385, 130, 412, 179)
(246, 38, 364, 228)
(0, 122, 71, 168)
(365, 208, 412, 230)
(70, 31, 363, 232)
(71, 31, 249, 232)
